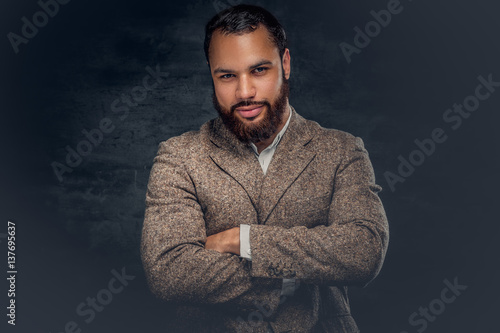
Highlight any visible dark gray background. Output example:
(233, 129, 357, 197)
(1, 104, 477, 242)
(1, 0, 499, 332)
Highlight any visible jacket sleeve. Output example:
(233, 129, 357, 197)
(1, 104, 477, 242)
(248, 136, 389, 286)
(140, 139, 282, 312)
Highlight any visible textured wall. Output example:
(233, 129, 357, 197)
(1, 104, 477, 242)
(1, 0, 500, 332)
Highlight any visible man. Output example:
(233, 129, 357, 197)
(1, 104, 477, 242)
(141, 4, 389, 332)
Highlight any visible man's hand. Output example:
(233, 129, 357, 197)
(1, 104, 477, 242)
(205, 227, 240, 255)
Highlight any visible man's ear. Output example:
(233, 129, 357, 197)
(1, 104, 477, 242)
(282, 48, 291, 80)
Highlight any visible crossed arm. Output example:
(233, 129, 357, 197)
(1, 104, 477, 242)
(205, 227, 241, 255)
(141, 140, 284, 313)
(141, 135, 388, 311)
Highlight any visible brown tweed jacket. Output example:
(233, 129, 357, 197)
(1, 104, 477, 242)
(141, 106, 389, 332)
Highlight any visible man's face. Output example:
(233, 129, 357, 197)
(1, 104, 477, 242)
(208, 25, 291, 143)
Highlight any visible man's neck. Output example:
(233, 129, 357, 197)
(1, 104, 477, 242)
(251, 102, 290, 154)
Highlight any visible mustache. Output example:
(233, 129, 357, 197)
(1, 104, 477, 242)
(230, 100, 271, 113)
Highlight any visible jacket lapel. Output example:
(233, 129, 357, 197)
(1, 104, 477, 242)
(208, 117, 264, 210)
(207, 106, 317, 224)
(257, 107, 317, 223)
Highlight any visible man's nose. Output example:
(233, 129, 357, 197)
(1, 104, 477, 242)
(235, 75, 256, 100)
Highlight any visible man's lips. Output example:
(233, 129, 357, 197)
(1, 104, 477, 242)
(235, 105, 264, 119)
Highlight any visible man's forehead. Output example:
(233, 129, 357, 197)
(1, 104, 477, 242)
(208, 25, 280, 66)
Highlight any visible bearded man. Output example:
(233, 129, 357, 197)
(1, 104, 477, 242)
(141, 4, 389, 332)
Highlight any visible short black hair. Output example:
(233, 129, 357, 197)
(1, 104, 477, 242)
(204, 4, 287, 64)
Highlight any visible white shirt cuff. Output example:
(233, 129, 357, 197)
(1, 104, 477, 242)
(239, 224, 252, 260)
(240, 224, 297, 296)
(280, 278, 297, 296)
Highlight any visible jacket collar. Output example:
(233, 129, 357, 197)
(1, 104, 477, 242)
(207, 105, 318, 223)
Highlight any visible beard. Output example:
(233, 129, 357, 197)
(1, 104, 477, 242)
(212, 75, 290, 143)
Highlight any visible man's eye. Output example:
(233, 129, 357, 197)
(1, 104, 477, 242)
(254, 67, 268, 74)
(220, 74, 234, 79)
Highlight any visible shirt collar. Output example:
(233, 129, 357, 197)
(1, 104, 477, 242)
(249, 105, 292, 155)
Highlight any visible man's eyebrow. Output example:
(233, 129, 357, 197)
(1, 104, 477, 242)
(213, 60, 274, 75)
